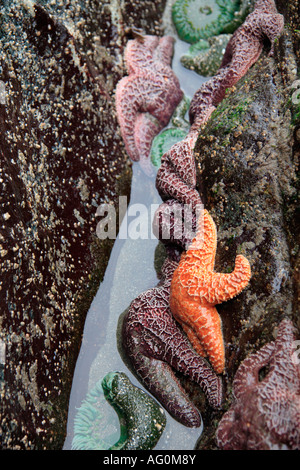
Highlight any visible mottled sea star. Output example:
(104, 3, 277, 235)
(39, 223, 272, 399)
(155, 129, 207, 210)
(152, 199, 197, 252)
(121, 257, 223, 428)
(115, 35, 183, 175)
(157, 0, 284, 208)
(170, 210, 251, 374)
(216, 318, 300, 450)
(189, 0, 284, 124)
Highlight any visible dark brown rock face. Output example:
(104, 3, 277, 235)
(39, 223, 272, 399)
(0, 0, 166, 450)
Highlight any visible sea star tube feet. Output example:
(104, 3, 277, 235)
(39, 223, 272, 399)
(216, 318, 300, 450)
(121, 257, 223, 427)
(170, 210, 251, 374)
(115, 35, 183, 176)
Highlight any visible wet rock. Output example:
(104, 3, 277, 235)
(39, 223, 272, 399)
(0, 0, 166, 450)
(193, 24, 299, 447)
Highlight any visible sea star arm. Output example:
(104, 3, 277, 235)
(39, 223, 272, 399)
(152, 199, 197, 250)
(124, 350, 203, 428)
(232, 341, 276, 401)
(187, 209, 217, 270)
(124, 36, 158, 75)
(203, 254, 251, 305)
(156, 138, 202, 209)
(262, 12, 285, 56)
(134, 112, 162, 175)
(115, 76, 144, 161)
(153, 36, 175, 66)
(170, 294, 225, 374)
(146, 313, 223, 409)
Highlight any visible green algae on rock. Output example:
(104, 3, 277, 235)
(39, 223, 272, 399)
(172, 0, 241, 43)
(181, 34, 232, 76)
(72, 372, 166, 450)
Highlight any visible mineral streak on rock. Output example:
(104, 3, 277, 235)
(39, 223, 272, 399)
(0, 0, 167, 450)
(216, 318, 300, 450)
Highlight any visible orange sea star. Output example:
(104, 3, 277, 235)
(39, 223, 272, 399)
(169, 209, 251, 374)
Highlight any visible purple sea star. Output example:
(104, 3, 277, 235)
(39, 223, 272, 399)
(115, 35, 183, 175)
(121, 256, 223, 428)
(155, 131, 204, 210)
(156, 0, 284, 217)
(152, 199, 197, 252)
(216, 318, 300, 450)
(189, 0, 284, 125)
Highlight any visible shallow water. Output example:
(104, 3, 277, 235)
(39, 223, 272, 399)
(63, 36, 207, 451)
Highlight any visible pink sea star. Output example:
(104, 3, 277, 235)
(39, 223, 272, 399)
(156, 0, 284, 221)
(115, 35, 183, 175)
(121, 256, 223, 427)
(216, 318, 300, 450)
(189, 0, 284, 124)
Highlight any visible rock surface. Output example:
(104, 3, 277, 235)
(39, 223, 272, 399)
(192, 1, 300, 448)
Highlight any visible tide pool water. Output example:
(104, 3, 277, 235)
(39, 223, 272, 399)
(64, 33, 207, 451)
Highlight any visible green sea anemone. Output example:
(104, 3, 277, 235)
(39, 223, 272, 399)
(180, 34, 232, 76)
(71, 371, 166, 450)
(151, 128, 188, 168)
(150, 96, 190, 168)
(172, 0, 245, 43)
